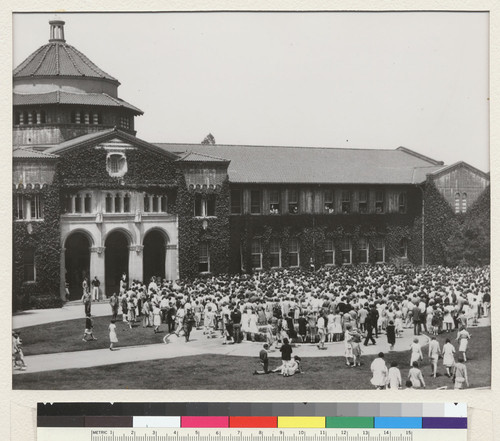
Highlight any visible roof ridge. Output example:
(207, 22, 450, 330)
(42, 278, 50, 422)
(69, 44, 117, 80)
(62, 43, 83, 75)
(179, 151, 229, 161)
(13, 45, 45, 76)
(32, 44, 52, 76)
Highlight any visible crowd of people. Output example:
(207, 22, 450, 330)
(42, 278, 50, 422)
(77, 264, 490, 386)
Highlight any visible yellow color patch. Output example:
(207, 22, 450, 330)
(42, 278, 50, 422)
(278, 417, 326, 428)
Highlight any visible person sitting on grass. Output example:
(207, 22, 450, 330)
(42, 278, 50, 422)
(82, 314, 97, 342)
(253, 343, 271, 375)
(287, 355, 303, 376)
(12, 331, 26, 370)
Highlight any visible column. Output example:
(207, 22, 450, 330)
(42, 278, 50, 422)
(90, 246, 105, 298)
(60, 248, 66, 301)
(128, 245, 144, 283)
(165, 244, 179, 281)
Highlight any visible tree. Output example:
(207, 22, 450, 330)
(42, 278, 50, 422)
(201, 133, 216, 145)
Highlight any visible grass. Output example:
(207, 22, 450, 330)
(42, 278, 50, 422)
(17, 315, 170, 355)
(13, 326, 490, 390)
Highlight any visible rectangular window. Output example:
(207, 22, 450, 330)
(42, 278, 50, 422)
(359, 237, 369, 263)
(461, 193, 467, 213)
(194, 194, 203, 216)
(119, 116, 130, 129)
(375, 191, 384, 213)
(288, 189, 299, 214)
(106, 194, 113, 213)
(230, 189, 242, 214)
(399, 238, 408, 258)
(15, 194, 25, 220)
(206, 195, 216, 216)
(160, 196, 167, 212)
(455, 193, 461, 214)
(23, 249, 35, 282)
(251, 239, 262, 269)
(341, 237, 352, 264)
(143, 195, 150, 213)
(373, 237, 385, 263)
(198, 242, 210, 273)
(30, 195, 44, 219)
(270, 239, 281, 268)
(123, 194, 130, 213)
(84, 194, 92, 214)
(152, 195, 159, 213)
(324, 238, 335, 265)
(114, 194, 122, 213)
(399, 192, 407, 214)
(341, 191, 351, 214)
(110, 156, 120, 173)
(250, 190, 261, 214)
(288, 238, 300, 267)
(358, 190, 368, 214)
(269, 189, 280, 214)
(324, 189, 335, 213)
(74, 194, 82, 213)
(64, 195, 73, 214)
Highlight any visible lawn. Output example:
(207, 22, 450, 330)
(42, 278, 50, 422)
(13, 327, 490, 390)
(16, 316, 170, 355)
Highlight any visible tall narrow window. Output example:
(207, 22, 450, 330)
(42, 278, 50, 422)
(455, 192, 461, 214)
(23, 111, 29, 125)
(110, 156, 120, 173)
(144, 194, 150, 213)
(324, 189, 334, 213)
(152, 195, 159, 213)
(114, 194, 122, 213)
(373, 237, 385, 263)
(251, 239, 263, 270)
(74, 194, 82, 213)
(288, 189, 299, 214)
(199, 242, 210, 273)
(70, 110, 77, 123)
(288, 238, 300, 267)
(341, 237, 352, 264)
(358, 190, 368, 214)
(64, 195, 73, 214)
(23, 249, 36, 282)
(84, 194, 92, 213)
(270, 239, 281, 268)
(15, 194, 25, 220)
(160, 196, 167, 212)
(14, 112, 21, 125)
(206, 195, 216, 216)
(341, 191, 351, 214)
(250, 190, 261, 214)
(462, 193, 467, 213)
(269, 190, 280, 214)
(230, 189, 242, 214)
(40, 110, 46, 124)
(194, 194, 203, 216)
(375, 191, 384, 213)
(399, 192, 407, 214)
(31, 110, 37, 124)
(324, 238, 335, 265)
(123, 194, 130, 213)
(105, 193, 113, 213)
(31, 195, 44, 219)
(359, 237, 369, 263)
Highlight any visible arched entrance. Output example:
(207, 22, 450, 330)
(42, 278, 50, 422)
(65, 232, 91, 300)
(143, 230, 167, 283)
(105, 230, 129, 296)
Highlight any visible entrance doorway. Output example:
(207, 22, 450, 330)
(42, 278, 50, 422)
(143, 230, 166, 283)
(65, 232, 91, 300)
(105, 231, 129, 296)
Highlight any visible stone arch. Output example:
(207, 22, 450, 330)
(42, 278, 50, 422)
(142, 228, 169, 283)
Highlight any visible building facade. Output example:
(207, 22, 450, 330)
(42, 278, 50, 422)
(13, 21, 490, 305)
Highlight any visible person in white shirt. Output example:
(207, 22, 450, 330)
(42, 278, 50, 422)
(428, 335, 441, 378)
(370, 352, 388, 390)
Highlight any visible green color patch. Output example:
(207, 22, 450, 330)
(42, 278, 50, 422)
(326, 417, 374, 428)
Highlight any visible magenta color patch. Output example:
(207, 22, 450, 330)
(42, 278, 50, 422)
(181, 416, 229, 428)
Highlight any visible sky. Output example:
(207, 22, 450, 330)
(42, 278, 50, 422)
(12, 12, 490, 172)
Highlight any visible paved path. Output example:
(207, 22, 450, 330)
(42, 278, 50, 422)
(13, 328, 432, 375)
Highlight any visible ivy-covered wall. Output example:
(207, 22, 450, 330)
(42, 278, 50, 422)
(177, 178, 230, 279)
(13, 184, 62, 310)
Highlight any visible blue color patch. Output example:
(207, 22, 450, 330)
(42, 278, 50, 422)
(374, 417, 422, 429)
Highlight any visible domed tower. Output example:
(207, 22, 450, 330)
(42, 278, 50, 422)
(13, 20, 143, 148)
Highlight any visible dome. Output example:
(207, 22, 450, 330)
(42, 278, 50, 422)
(13, 20, 119, 85)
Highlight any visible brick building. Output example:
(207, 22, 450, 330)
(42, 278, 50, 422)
(13, 21, 489, 304)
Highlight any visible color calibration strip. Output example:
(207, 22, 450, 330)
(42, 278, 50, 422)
(37, 402, 466, 430)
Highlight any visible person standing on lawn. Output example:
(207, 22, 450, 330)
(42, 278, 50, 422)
(408, 362, 426, 389)
(363, 309, 376, 346)
(428, 335, 441, 378)
(317, 312, 326, 350)
(387, 361, 402, 389)
(442, 338, 456, 377)
(409, 337, 423, 366)
(182, 305, 196, 342)
(370, 352, 388, 390)
(82, 314, 97, 342)
(108, 319, 118, 351)
(109, 292, 119, 321)
(453, 357, 469, 389)
(456, 326, 471, 362)
(82, 289, 91, 316)
(386, 320, 396, 351)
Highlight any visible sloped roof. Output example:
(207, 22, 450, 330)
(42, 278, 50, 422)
(427, 161, 490, 180)
(13, 91, 143, 114)
(13, 148, 58, 159)
(13, 41, 118, 83)
(45, 128, 179, 160)
(176, 151, 230, 163)
(154, 143, 445, 185)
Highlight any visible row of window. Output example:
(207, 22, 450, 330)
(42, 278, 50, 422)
(70, 111, 103, 125)
(14, 195, 44, 220)
(13, 110, 131, 129)
(14, 110, 47, 125)
(197, 237, 408, 273)
(455, 192, 468, 214)
(230, 189, 408, 215)
(62, 193, 168, 214)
